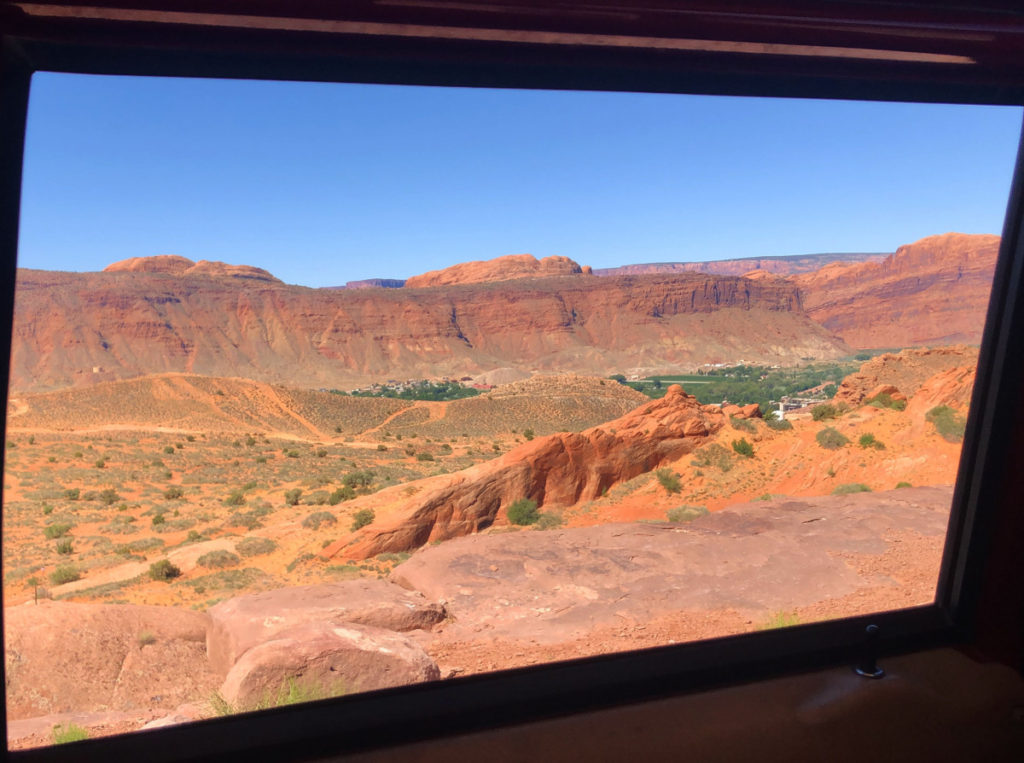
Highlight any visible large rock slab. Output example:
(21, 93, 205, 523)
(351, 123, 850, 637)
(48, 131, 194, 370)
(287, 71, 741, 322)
(391, 487, 952, 645)
(4, 602, 219, 720)
(219, 623, 440, 707)
(206, 578, 446, 676)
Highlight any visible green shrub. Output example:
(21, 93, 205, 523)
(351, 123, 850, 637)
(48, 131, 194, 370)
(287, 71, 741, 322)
(730, 416, 756, 433)
(329, 486, 356, 505)
(350, 509, 375, 531)
(55, 538, 74, 555)
(197, 550, 241, 569)
(816, 427, 849, 450)
(691, 443, 734, 472)
(52, 723, 89, 744)
(415, 451, 434, 462)
(163, 485, 185, 500)
(42, 503, 53, 515)
(315, 448, 328, 458)
(50, 564, 80, 585)
(667, 505, 708, 523)
(811, 404, 840, 421)
(63, 488, 80, 501)
(163, 445, 175, 455)
(223, 490, 246, 506)
(376, 444, 387, 451)
(832, 483, 872, 495)
(148, 559, 181, 581)
(308, 490, 330, 506)
(343, 470, 374, 489)
(284, 488, 303, 506)
(896, 481, 913, 489)
(865, 392, 907, 411)
(236, 537, 277, 557)
(655, 468, 682, 494)
(523, 428, 535, 441)
(302, 511, 337, 530)
(98, 488, 120, 505)
(731, 438, 754, 458)
(151, 513, 166, 526)
(94, 458, 106, 469)
(858, 433, 885, 450)
(765, 417, 793, 431)
(926, 405, 966, 443)
(43, 522, 73, 539)
(286, 450, 300, 458)
(507, 498, 540, 526)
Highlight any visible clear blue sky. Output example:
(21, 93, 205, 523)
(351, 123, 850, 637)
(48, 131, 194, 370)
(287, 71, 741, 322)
(16, 72, 1023, 287)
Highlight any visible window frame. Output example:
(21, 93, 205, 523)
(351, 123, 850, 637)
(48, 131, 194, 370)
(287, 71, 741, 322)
(2, 3, 1024, 761)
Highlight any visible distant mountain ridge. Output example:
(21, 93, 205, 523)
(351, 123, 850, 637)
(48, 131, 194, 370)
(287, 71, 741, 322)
(9, 233, 997, 393)
(594, 252, 888, 278)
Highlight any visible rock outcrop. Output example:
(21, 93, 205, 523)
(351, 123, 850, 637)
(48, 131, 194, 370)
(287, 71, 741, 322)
(335, 385, 724, 559)
(4, 602, 219, 720)
(104, 255, 281, 283)
(796, 233, 998, 348)
(404, 254, 586, 287)
(206, 579, 446, 677)
(218, 623, 440, 707)
(835, 346, 979, 407)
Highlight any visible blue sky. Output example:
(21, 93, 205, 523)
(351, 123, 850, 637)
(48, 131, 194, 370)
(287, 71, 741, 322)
(16, 72, 1023, 287)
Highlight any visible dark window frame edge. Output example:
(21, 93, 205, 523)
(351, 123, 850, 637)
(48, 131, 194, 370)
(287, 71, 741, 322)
(1, 22, 1022, 762)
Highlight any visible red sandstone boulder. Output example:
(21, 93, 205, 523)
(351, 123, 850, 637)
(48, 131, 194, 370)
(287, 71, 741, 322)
(217, 623, 440, 706)
(206, 579, 446, 676)
(335, 385, 724, 559)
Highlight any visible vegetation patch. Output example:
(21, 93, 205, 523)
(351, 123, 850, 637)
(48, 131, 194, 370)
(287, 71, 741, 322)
(926, 405, 966, 443)
(236, 537, 277, 558)
(197, 550, 241, 569)
(816, 427, 849, 450)
(858, 433, 885, 450)
(765, 417, 793, 431)
(302, 511, 337, 530)
(52, 723, 89, 744)
(667, 505, 708, 523)
(731, 438, 754, 458)
(691, 443, 734, 472)
(507, 498, 540, 526)
(729, 416, 756, 434)
(811, 404, 844, 421)
(832, 483, 872, 495)
(655, 468, 682, 493)
(350, 509, 375, 531)
(865, 392, 907, 411)
(49, 564, 81, 585)
(148, 559, 181, 582)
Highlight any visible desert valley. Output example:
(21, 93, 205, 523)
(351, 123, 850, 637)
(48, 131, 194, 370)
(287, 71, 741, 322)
(2, 231, 996, 747)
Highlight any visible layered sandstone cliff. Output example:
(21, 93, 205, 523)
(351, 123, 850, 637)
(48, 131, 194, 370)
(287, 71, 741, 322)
(795, 233, 998, 348)
(11, 264, 845, 392)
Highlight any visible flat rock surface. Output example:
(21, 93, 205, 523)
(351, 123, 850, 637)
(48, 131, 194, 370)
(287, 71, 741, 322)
(4, 602, 220, 720)
(206, 578, 446, 676)
(393, 487, 951, 645)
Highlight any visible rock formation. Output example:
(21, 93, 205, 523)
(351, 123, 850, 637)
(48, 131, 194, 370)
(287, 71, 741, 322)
(206, 579, 445, 676)
(404, 253, 586, 287)
(104, 255, 281, 283)
(795, 232, 998, 348)
(834, 346, 979, 407)
(11, 266, 845, 393)
(334, 384, 724, 559)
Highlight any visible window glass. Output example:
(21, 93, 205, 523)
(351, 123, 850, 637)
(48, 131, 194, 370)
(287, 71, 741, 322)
(4, 72, 1020, 749)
